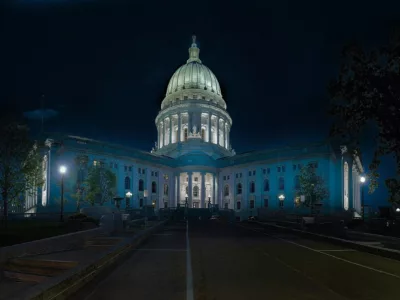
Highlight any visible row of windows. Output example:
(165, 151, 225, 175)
(125, 177, 168, 195)
(225, 162, 319, 180)
(223, 176, 302, 196)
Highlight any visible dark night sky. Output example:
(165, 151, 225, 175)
(0, 0, 399, 154)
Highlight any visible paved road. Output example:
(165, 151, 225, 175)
(72, 220, 400, 300)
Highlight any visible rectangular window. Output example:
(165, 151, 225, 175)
(124, 166, 128, 172)
(253, 170, 256, 176)
(264, 198, 268, 208)
(263, 169, 266, 175)
(128, 166, 132, 172)
(151, 171, 154, 176)
(93, 160, 99, 167)
(224, 203, 228, 209)
(250, 200, 255, 209)
(236, 174, 238, 178)
(138, 168, 141, 174)
(267, 168, 270, 174)
(237, 201, 241, 210)
(109, 162, 113, 168)
(282, 166, 285, 172)
(277, 166, 281, 172)
(227, 175, 230, 180)
(248, 171, 251, 176)
(114, 163, 118, 169)
(142, 169, 145, 174)
(240, 173, 242, 178)
(194, 177, 198, 182)
(223, 176, 226, 180)
(293, 164, 297, 171)
(298, 164, 302, 170)
(139, 199, 143, 207)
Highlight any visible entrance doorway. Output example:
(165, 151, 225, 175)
(193, 202, 199, 208)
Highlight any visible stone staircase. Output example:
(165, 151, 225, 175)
(2, 258, 78, 283)
(84, 237, 122, 248)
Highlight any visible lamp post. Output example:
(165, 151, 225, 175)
(360, 175, 366, 220)
(59, 166, 67, 222)
(278, 194, 285, 209)
(125, 191, 132, 209)
(144, 190, 148, 228)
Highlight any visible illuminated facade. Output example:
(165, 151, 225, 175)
(31, 37, 364, 218)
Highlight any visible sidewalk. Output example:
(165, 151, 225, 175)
(0, 224, 156, 300)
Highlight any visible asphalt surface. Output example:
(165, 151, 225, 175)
(72, 220, 400, 300)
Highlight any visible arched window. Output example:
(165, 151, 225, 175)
(263, 179, 270, 192)
(184, 128, 188, 141)
(164, 184, 169, 196)
(294, 175, 300, 190)
(278, 177, 285, 190)
(124, 176, 131, 189)
(193, 186, 199, 197)
(236, 183, 242, 195)
(138, 179, 144, 192)
(250, 181, 255, 193)
(201, 128, 205, 141)
(224, 185, 229, 196)
(344, 162, 349, 210)
(152, 181, 157, 193)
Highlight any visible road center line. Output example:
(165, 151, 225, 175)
(186, 220, 194, 300)
(319, 249, 357, 252)
(240, 225, 400, 279)
(152, 233, 174, 236)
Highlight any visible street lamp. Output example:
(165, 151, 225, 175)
(278, 194, 285, 201)
(59, 165, 67, 222)
(125, 191, 132, 209)
(360, 175, 367, 220)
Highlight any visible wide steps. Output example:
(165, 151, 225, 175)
(2, 258, 78, 283)
(85, 237, 122, 247)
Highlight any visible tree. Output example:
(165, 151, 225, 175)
(0, 122, 44, 227)
(297, 164, 329, 207)
(328, 29, 400, 203)
(84, 165, 116, 206)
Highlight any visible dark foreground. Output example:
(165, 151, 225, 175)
(71, 220, 400, 300)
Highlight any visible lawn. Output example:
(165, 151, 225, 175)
(0, 220, 75, 247)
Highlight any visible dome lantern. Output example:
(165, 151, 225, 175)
(187, 35, 201, 63)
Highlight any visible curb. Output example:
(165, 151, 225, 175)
(254, 221, 400, 261)
(11, 220, 168, 300)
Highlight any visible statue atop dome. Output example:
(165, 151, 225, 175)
(187, 35, 201, 64)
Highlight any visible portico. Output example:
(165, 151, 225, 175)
(176, 172, 215, 208)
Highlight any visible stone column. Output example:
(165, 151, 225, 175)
(217, 117, 220, 146)
(163, 118, 167, 146)
(188, 172, 193, 207)
(201, 172, 205, 208)
(178, 113, 181, 142)
(208, 113, 211, 143)
(212, 173, 216, 206)
(146, 167, 151, 207)
(176, 173, 181, 206)
(223, 120, 226, 148)
(157, 123, 160, 150)
(169, 117, 172, 144)
(348, 161, 353, 211)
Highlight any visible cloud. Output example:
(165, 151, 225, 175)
(23, 109, 59, 120)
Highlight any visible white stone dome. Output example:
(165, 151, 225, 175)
(165, 36, 222, 97)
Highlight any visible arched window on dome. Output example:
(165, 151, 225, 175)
(193, 186, 199, 198)
(184, 128, 188, 141)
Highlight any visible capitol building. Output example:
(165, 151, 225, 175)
(27, 37, 364, 218)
